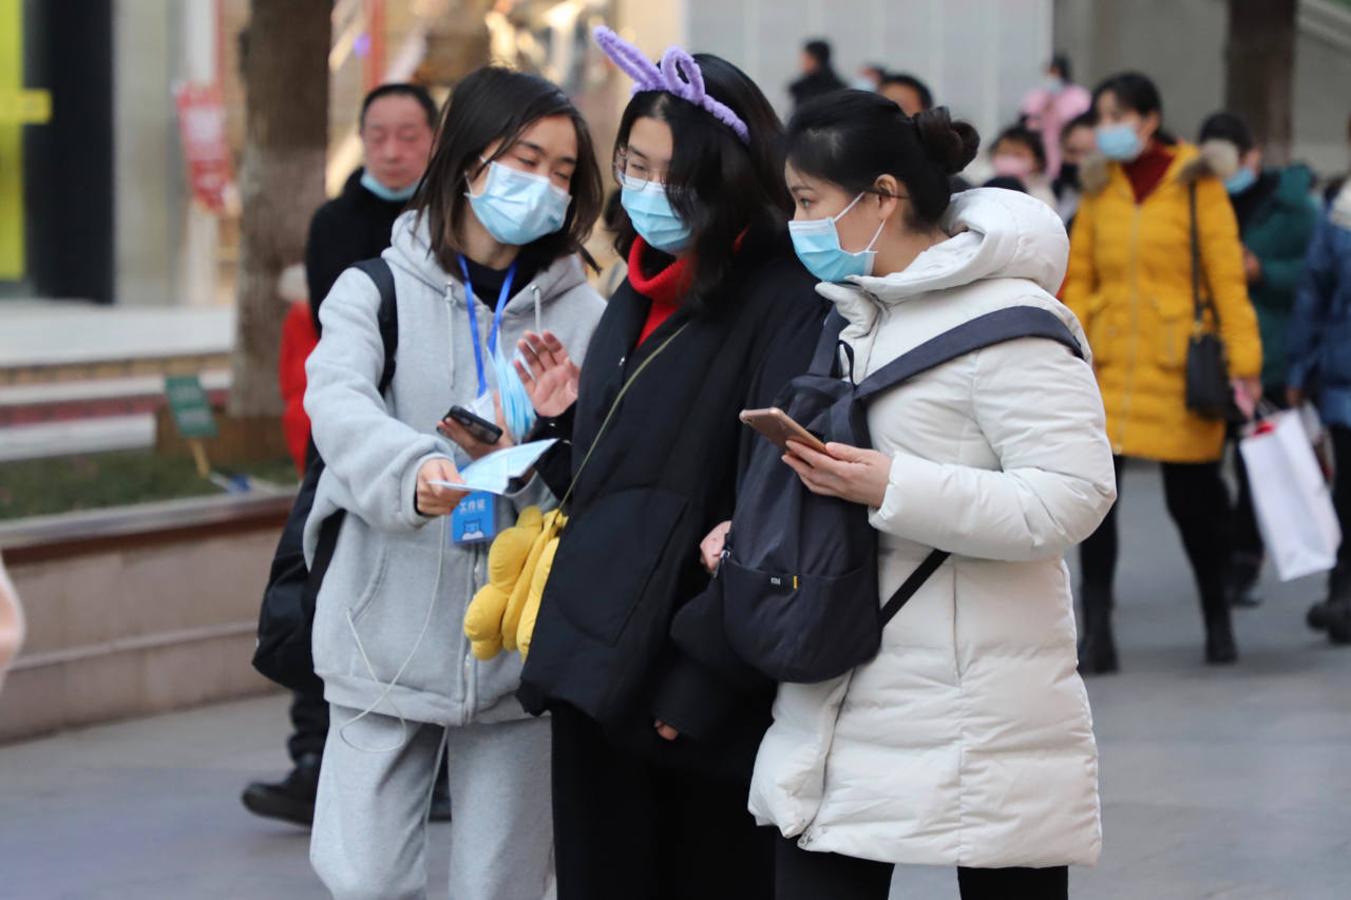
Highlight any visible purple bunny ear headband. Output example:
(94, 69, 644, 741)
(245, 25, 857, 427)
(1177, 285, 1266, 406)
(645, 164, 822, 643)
(593, 26, 750, 145)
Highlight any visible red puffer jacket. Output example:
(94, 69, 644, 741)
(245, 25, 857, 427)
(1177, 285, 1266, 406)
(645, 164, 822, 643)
(279, 301, 319, 475)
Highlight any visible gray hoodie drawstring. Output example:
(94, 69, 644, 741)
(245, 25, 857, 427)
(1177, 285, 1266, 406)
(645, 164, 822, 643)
(532, 284, 542, 335)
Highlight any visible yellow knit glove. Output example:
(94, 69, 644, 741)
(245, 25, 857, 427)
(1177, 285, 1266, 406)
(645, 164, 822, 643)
(464, 506, 542, 659)
(517, 530, 562, 659)
(501, 509, 564, 651)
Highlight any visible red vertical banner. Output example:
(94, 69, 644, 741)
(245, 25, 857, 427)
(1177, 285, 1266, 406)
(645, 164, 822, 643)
(173, 82, 235, 214)
(364, 0, 387, 91)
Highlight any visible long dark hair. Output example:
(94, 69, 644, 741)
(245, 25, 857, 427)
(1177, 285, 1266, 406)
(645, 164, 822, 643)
(1093, 71, 1177, 146)
(611, 53, 790, 311)
(786, 91, 979, 227)
(413, 67, 604, 273)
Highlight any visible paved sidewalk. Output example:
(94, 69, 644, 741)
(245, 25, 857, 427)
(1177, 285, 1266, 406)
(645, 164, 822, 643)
(2, 462, 1349, 898)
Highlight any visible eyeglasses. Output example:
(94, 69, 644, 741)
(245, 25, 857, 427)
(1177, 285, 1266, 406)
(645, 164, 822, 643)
(614, 147, 677, 192)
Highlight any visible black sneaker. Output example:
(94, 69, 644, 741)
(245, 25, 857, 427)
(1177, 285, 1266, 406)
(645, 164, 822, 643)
(241, 753, 321, 827)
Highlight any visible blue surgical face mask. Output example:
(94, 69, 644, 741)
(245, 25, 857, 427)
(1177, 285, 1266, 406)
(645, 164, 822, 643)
(361, 170, 418, 202)
(620, 177, 692, 254)
(1225, 166, 1258, 195)
(1096, 123, 1144, 162)
(788, 192, 886, 283)
(466, 159, 571, 247)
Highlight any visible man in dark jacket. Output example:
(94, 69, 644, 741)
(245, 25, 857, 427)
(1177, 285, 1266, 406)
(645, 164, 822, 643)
(788, 39, 845, 112)
(241, 82, 439, 827)
(305, 83, 438, 333)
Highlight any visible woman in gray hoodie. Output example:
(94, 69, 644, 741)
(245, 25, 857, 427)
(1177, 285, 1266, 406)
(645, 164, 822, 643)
(302, 68, 605, 900)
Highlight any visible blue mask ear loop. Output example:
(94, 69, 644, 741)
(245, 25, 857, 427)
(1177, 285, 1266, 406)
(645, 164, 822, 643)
(457, 256, 518, 398)
(840, 192, 890, 259)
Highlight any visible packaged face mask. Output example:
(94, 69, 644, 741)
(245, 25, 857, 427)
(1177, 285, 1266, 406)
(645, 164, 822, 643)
(789, 192, 886, 283)
(491, 344, 536, 443)
(620, 177, 692, 254)
(467, 159, 571, 246)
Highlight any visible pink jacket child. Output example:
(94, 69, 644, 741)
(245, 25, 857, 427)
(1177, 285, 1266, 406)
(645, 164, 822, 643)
(1020, 79, 1091, 178)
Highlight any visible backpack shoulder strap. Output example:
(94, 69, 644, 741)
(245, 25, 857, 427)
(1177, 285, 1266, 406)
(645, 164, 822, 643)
(809, 309, 850, 375)
(863, 305, 1082, 627)
(351, 258, 399, 394)
(855, 306, 1083, 404)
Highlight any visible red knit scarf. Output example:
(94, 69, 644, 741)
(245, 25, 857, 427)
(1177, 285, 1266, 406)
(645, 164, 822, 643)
(627, 236, 693, 346)
(1124, 140, 1176, 204)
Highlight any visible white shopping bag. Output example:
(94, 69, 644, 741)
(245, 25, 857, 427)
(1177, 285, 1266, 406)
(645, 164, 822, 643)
(1239, 410, 1342, 581)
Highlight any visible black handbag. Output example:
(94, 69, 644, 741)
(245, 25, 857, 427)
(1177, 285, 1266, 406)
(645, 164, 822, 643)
(1185, 183, 1242, 421)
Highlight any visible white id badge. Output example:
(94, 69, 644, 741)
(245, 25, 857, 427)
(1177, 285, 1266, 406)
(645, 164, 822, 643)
(451, 491, 498, 544)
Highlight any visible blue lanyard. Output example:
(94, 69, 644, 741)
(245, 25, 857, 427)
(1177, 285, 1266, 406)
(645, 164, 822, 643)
(457, 256, 518, 398)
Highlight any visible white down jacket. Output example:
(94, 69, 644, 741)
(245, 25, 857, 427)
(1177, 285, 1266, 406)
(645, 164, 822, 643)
(748, 189, 1117, 868)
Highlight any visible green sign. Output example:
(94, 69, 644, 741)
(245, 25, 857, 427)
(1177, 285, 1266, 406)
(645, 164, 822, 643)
(165, 375, 218, 439)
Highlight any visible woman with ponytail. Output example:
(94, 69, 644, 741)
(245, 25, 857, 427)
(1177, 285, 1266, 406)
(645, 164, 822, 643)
(749, 92, 1116, 899)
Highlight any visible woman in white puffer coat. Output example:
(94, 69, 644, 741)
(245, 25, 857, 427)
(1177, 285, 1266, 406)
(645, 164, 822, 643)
(748, 94, 1117, 899)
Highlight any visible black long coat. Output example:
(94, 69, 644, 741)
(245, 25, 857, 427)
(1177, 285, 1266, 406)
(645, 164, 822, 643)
(520, 240, 826, 775)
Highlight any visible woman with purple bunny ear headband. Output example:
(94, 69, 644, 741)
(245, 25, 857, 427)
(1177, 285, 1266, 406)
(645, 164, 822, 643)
(593, 27, 751, 144)
(513, 25, 831, 900)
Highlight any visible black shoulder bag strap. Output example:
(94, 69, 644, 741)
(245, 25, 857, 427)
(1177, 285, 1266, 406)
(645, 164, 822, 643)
(853, 306, 1085, 625)
(307, 258, 400, 594)
(559, 321, 692, 514)
(1188, 182, 1223, 332)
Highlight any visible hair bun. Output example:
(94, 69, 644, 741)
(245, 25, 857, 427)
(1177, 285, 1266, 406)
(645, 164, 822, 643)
(913, 107, 980, 175)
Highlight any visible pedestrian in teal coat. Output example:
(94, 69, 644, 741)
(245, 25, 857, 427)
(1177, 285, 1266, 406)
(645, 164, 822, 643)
(1199, 113, 1319, 392)
(1198, 112, 1319, 607)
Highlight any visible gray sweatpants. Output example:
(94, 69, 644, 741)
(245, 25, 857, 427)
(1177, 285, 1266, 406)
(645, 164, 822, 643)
(310, 705, 555, 900)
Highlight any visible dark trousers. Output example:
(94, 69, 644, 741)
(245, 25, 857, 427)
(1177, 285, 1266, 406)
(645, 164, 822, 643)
(1333, 425, 1351, 572)
(288, 687, 329, 762)
(1080, 457, 1230, 616)
(775, 836, 1069, 900)
(550, 702, 774, 900)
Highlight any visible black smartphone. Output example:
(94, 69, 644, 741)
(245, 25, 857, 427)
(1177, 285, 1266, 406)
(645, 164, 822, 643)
(444, 405, 503, 444)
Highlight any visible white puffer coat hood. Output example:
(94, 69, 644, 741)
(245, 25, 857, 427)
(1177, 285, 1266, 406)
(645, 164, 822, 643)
(852, 186, 1071, 299)
(749, 188, 1116, 868)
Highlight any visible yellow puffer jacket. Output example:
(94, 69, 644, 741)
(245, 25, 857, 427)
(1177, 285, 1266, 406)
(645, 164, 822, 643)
(1064, 142, 1261, 463)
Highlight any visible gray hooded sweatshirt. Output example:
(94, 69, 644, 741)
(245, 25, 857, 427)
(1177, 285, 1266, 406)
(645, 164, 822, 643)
(303, 210, 604, 727)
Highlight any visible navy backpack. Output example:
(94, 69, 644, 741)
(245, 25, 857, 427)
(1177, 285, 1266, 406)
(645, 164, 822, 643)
(707, 305, 1084, 684)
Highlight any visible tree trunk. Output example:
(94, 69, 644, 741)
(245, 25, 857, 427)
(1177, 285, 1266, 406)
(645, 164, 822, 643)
(1225, 0, 1296, 165)
(229, 0, 330, 417)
